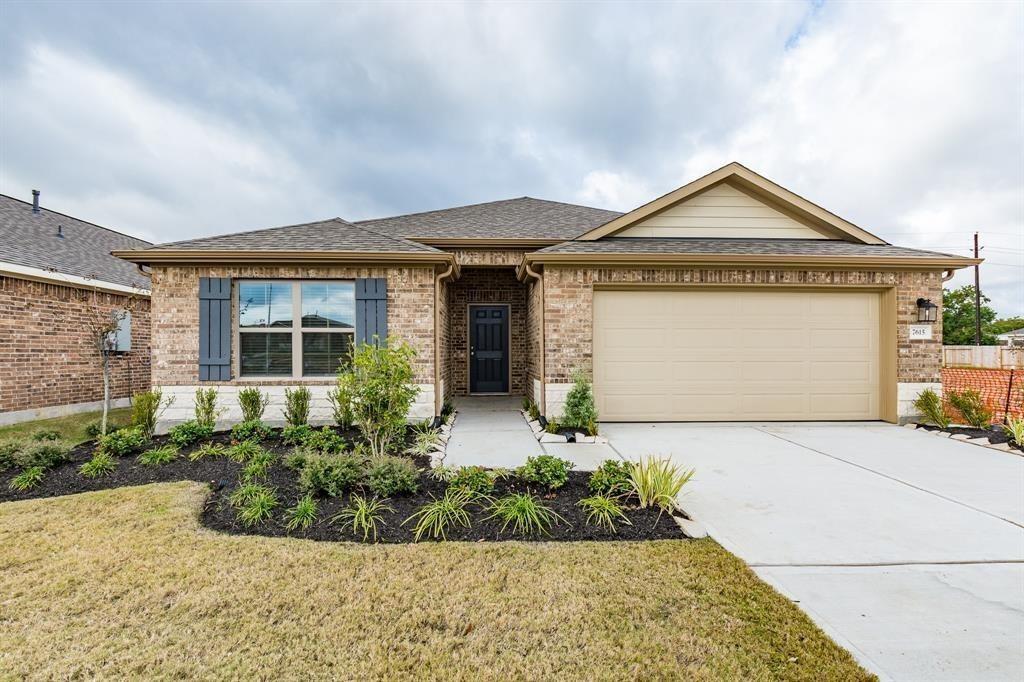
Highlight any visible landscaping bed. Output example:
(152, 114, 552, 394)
(916, 423, 1024, 452)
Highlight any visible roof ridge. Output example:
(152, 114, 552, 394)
(355, 196, 533, 225)
(150, 216, 355, 249)
(0, 193, 151, 245)
(349, 220, 442, 252)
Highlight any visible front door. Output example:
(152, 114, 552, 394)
(469, 305, 509, 394)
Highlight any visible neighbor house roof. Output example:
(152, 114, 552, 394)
(0, 193, 151, 291)
(997, 328, 1024, 337)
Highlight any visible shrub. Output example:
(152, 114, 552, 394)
(588, 459, 632, 496)
(328, 371, 356, 428)
(403, 487, 475, 541)
(0, 440, 21, 471)
(578, 495, 630, 533)
(629, 457, 694, 515)
(946, 389, 993, 428)
(9, 466, 45, 491)
(31, 429, 61, 442)
(98, 426, 148, 456)
(304, 426, 346, 454)
(366, 456, 420, 497)
(80, 451, 117, 478)
(405, 429, 441, 458)
(85, 421, 103, 438)
(284, 447, 310, 470)
(228, 440, 264, 463)
(189, 442, 227, 461)
(441, 398, 455, 420)
(168, 420, 214, 448)
(561, 368, 598, 434)
(517, 454, 573, 491)
(131, 389, 172, 438)
(347, 340, 420, 458)
(1005, 416, 1024, 447)
(913, 388, 950, 429)
(230, 483, 278, 527)
(231, 419, 271, 443)
(18, 441, 72, 469)
(485, 493, 566, 537)
(238, 387, 270, 422)
(449, 465, 496, 497)
(241, 450, 276, 482)
(137, 445, 178, 466)
(544, 419, 560, 435)
(333, 494, 394, 541)
(284, 386, 311, 426)
(282, 423, 314, 446)
(298, 453, 365, 497)
(194, 388, 221, 429)
(284, 494, 319, 531)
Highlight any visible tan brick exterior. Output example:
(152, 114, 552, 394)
(0, 275, 151, 414)
(449, 249, 531, 267)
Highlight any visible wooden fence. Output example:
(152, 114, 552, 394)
(942, 346, 1024, 369)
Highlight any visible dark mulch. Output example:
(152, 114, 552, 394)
(916, 422, 1023, 452)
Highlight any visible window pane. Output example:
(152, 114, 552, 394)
(239, 282, 293, 328)
(240, 333, 293, 376)
(302, 333, 353, 376)
(301, 282, 354, 329)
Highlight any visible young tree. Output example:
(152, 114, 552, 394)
(82, 290, 138, 435)
(942, 286, 997, 345)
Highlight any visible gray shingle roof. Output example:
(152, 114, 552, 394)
(537, 238, 968, 260)
(356, 197, 622, 240)
(146, 217, 443, 253)
(0, 194, 151, 290)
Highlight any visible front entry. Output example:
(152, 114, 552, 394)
(469, 305, 509, 394)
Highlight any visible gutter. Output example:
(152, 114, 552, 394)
(0, 261, 150, 297)
(521, 262, 546, 416)
(433, 261, 458, 418)
(521, 251, 981, 271)
(111, 249, 460, 268)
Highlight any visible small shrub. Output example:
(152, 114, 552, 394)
(0, 440, 22, 471)
(449, 465, 496, 497)
(405, 429, 441, 458)
(517, 454, 573, 491)
(283, 447, 310, 470)
(561, 367, 598, 432)
(403, 487, 475, 541)
(333, 494, 394, 541)
(366, 456, 420, 497)
(31, 429, 61, 442)
(913, 388, 950, 429)
(429, 465, 458, 482)
(137, 445, 178, 466)
(282, 423, 314, 446)
(578, 495, 630, 533)
(98, 427, 148, 456)
(328, 371, 356, 429)
(528, 401, 540, 421)
(588, 459, 632, 496)
(189, 442, 227, 461)
(946, 389, 993, 428)
(544, 419, 560, 434)
(9, 466, 45, 491)
(228, 440, 264, 463)
(80, 452, 117, 478)
(298, 453, 365, 497)
(284, 494, 319, 531)
(347, 340, 420, 458)
(241, 450, 277, 482)
(18, 441, 72, 469)
(85, 421, 103, 439)
(284, 386, 311, 426)
(304, 426, 346, 454)
(194, 388, 221, 429)
(521, 396, 533, 412)
(238, 387, 270, 422)
(131, 389, 172, 438)
(485, 493, 566, 537)
(441, 397, 455, 419)
(231, 419, 271, 443)
(629, 457, 694, 515)
(1004, 416, 1024, 447)
(230, 483, 278, 527)
(168, 420, 214, 448)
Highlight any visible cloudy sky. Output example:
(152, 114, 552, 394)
(1, 0, 1021, 315)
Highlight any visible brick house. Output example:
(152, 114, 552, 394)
(114, 163, 977, 430)
(0, 192, 152, 425)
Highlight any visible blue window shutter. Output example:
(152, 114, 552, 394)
(198, 277, 232, 381)
(355, 278, 387, 346)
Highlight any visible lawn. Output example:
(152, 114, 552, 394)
(0, 407, 131, 444)
(0, 483, 872, 680)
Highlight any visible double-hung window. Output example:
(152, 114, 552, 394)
(237, 281, 355, 377)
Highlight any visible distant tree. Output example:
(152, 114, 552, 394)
(989, 317, 1024, 336)
(942, 286, 997, 345)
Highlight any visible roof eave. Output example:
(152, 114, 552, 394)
(112, 249, 460, 272)
(409, 237, 562, 248)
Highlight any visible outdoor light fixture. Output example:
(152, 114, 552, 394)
(916, 298, 938, 323)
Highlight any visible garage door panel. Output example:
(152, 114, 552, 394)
(740, 361, 808, 382)
(603, 326, 668, 351)
(811, 360, 873, 381)
(811, 328, 872, 349)
(743, 328, 808, 349)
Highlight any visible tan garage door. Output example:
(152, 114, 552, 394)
(593, 289, 881, 421)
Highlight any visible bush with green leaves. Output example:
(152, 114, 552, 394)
(588, 459, 632, 496)
(228, 440, 264, 463)
(448, 465, 496, 497)
(441, 398, 455, 420)
(544, 419, 560, 435)
(304, 426, 347, 454)
(9, 465, 45, 491)
(485, 493, 566, 537)
(231, 419, 271, 443)
(946, 389, 993, 428)
(80, 451, 117, 478)
(298, 453, 365, 497)
(405, 429, 441, 458)
(1005, 416, 1024, 447)
(0, 440, 21, 471)
(403, 487, 475, 541)
(517, 454, 573, 491)
(333, 494, 393, 541)
(366, 456, 419, 497)
(283, 447, 311, 470)
(241, 450, 277, 482)
(194, 388, 221, 429)
(188, 442, 227, 461)
(284, 386, 311, 426)
(137, 445, 179, 466)
(31, 429, 61, 442)
(282, 423, 314, 446)
(328, 371, 356, 428)
(428, 464, 458, 482)
(85, 421, 103, 439)
(578, 495, 630, 533)
(18, 441, 72, 470)
(560, 368, 598, 435)
(284, 493, 319, 531)
(913, 388, 950, 429)
(168, 420, 214, 448)
(345, 339, 419, 458)
(229, 483, 278, 527)
(98, 426, 148, 456)
(238, 387, 270, 422)
(131, 389, 173, 438)
(628, 456, 694, 515)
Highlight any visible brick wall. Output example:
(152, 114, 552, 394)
(449, 249, 531, 267)
(942, 367, 1024, 423)
(525, 274, 542, 403)
(0, 275, 151, 413)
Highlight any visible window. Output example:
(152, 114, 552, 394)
(237, 281, 355, 377)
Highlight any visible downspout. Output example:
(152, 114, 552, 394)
(523, 262, 546, 416)
(434, 261, 456, 418)
(942, 269, 956, 282)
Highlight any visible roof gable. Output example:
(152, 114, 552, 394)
(577, 162, 886, 244)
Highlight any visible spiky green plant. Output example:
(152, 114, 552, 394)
(241, 450, 277, 482)
(628, 457, 694, 516)
(9, 466, 45, 491)
(913, 388, 950, 429)
(429, 465, 458, 482)
(484, 493, 566, 537)
(228, 440, 263, 463)
(238, 387, 270, 422)
(1004, 416, 1024, 447)
(402, 487, 475, 541)
(333, 494, 394, 542)
(189, 442, 227, 461)
(284, 494, 319, 531)
(80, 452, 117, 478)
(405, 429, 441, 458)
(578, 495, 631, 533)
(284, 386, 311, 426)
(137, 445, 179, 466)
(230, 484, 279, 527)
(946, 389, 993, 428)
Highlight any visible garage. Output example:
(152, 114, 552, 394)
(592, 288, 889, 421)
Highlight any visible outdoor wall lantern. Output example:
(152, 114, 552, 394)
(916, 298, 938, 323)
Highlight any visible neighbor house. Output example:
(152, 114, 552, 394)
(0, 192, 152, 425)
(113, 163, 977, 430)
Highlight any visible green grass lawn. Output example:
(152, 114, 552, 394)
(0, 482, 872, 680)
(0, 407, 131, 444)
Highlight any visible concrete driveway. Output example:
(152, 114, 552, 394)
(602, 422, 1024, 682)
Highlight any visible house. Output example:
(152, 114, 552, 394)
(0, 192, 152, 425)
(997, 328, 1024, 347)
(113, 162, 978, 429)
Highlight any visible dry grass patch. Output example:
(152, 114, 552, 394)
(0, 483, 871, 680)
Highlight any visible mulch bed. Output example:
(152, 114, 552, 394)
(1, 427, 687, 543)
(916, 423, 1023, 452)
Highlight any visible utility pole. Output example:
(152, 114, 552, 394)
(974, 231, 982, 346)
